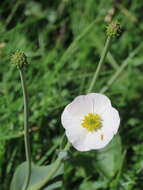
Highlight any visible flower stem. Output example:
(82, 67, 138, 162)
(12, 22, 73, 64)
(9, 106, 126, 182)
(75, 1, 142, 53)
(19, 68, 31, 190)
(87, 36, 112, 93)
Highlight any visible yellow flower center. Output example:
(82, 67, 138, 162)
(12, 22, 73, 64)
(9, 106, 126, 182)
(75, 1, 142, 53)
(81, 113, 102, 131)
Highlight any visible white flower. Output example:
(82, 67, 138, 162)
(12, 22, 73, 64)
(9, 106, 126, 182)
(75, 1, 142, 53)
(61, 93, 120, 151)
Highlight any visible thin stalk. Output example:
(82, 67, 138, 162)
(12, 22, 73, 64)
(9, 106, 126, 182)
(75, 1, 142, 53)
(6, 0, 23, 26)
(93, 35, 119, 70)
(19, 69, 31, 190)
(87, 36, 112, 93)
(35, 142, 70, 190)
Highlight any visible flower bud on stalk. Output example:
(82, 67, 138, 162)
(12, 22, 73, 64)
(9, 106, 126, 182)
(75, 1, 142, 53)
(11, 51, 31, 190)
(11, 50, 28, 69)
(106, 21, 121, 37)
(87, 21, 121, 93)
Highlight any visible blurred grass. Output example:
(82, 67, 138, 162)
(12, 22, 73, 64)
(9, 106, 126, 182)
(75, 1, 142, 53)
(0, 0, 143, 189)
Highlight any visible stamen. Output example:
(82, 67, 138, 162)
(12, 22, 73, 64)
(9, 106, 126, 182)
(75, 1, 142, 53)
(81, 113, 102, 132)
(100, 134, 104, 140)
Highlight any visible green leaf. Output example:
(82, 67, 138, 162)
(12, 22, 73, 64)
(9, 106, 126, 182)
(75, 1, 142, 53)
(96, 135, 123, 179)
(10, 161, 63, 190)
(43, 181, 62, 190)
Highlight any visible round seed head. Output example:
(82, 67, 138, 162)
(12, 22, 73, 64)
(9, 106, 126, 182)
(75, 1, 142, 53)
(106, 21, 121, 37)
(11, 50, 28, 69)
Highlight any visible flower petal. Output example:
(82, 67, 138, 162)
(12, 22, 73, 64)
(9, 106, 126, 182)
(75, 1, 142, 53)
(75, 130, 113, 151)
(85, 93, 112, 114)
(101, 106, 120, 135)
(61, 108, 87, 148)
(62, 95, 93, 119)
(66, 129, 88, 151)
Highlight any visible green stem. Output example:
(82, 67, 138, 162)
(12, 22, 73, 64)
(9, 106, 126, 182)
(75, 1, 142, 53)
(6, 0, 22, 26)
(19, 69, 31, 190)
(35, 142, 70, 190)
(87, 36, 112, 93)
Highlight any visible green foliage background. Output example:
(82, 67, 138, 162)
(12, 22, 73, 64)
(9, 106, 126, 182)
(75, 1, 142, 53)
(0, 0, 143, 189)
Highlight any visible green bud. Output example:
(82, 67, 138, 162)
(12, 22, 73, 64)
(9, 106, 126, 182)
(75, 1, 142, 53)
(11, 50, 28, 69)
(106, 21, 121, 37)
